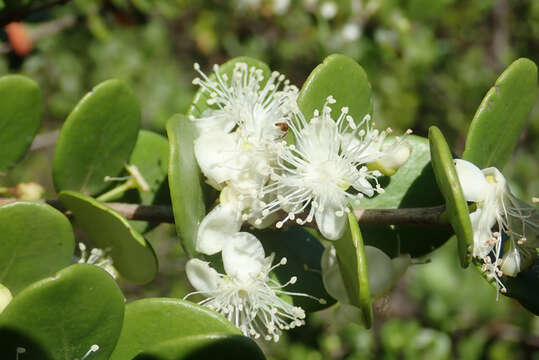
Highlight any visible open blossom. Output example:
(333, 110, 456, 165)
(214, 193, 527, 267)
(185, 232, 324, 342)
(454, 159, 538, 293)
(256, 96, 410, 240)
(191, 62, 297, 254)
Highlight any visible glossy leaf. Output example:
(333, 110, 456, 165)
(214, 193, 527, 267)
(58, 191, 158, 284)
(187, 57, 271, 117)
(298, 54, 372, 126)
(122, 130, 170, 233)
(0, 264, 125, 360)
(134, 334, 266, 360)
(0, 75, 43, 171)
(505, 258, 539, 315)
(110, 298, 240, 360)
(256, 226, 336, 312)
(128, 130, 170, 205)
(53, 79, 141, 195)
(429, 126, 473, 267)
(463, 58, 538, 169)
(333, 213, 373, 327)
(356, 135, 451, 257)
(0, 201, 74, 294)
(167, 114, 206, 257)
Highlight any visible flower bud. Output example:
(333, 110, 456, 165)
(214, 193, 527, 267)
(0, 283, 12, 314)
(368, 142, 411, 176)
(16, 182, 44, 200)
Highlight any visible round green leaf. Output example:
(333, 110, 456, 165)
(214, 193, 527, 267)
(58, 191, 158, 284)
(0, 264, 125, 360)
(429, 126, 473, 268)
(463, 58, 538, 169)
(134, 334, 266, 360)
(255, 226, 336, 312)
(0, 201, 74, 294)
(167, 114, 206, 257)
(128, 130, 170, 205)
(333, 213, 373, 328)
(298, 54, 372, 126)
(53, 79, 141, 196)
(110, 298, 241, 360)
(0, 75, 43, 171)
(356, 135, 452, 257)
(187, 57, 271, 118)
(120, 130, 170, 233)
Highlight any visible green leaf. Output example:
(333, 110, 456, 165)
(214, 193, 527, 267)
(58, 191, 158, 284)
(122, 130, 170, 233)
(356, 135, 452, 257)
(53, 79, 141, 196)
(256, 226, 335, 312)
(463, 58, 538, 169)
(333, 213, 373, 328)
(0, 201, 74, 294)
(505, 258, 539, 316)
(298, 54, 372, 126)
(134, 334, 266, 360)
(0, 75, 43, 171)
(187, 57, 271, 118)
(110, 298, 240, 360)
(0, 264, 125, 360)
(167, 114, 206, 257)
(128, 130, 170, 205)
(429, 126, 473, 268)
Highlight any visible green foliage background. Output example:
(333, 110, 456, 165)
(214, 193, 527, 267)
(1, 0, 538, 358)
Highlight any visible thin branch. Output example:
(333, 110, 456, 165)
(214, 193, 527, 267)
(0, 198, 448, 227)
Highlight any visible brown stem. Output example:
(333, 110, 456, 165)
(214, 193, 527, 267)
(0, 198, 448, 227)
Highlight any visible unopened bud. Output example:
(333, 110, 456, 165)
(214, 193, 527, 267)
(367, 142, 412, 176)
(16, 182, 44, 200)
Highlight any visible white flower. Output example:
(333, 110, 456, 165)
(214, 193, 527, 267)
(454, 159, 539, 292)
(320, 1, 338, 19)
(257, 96, 404, 240)
(191, 62, 298, 252)
(185, 232, 324, 342)
(77, 243, 117, 279)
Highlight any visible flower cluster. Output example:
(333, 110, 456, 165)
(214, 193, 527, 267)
(77, 243, 117, 279)
(187, 61, 411, 340)
(455, 159, 539, 294)
(185, 232, 324, 342)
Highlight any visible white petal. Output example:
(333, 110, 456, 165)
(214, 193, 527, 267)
(196, 204, 242, 255)
(185, 259, 220, 295)
(469, 209, 495, 258)
(454, 159, 488, 202)
(354, 177, 375, 197)
(222, 232, 265, 281)
(501, 242, 521, 277)
(321, 246, 349, 303)
(194, 132, 240, 185)
(364, 246, 394, 298)
(315, 206, 347, 240)
(482, 167, 507, 190)
(0, 284, 12, 314)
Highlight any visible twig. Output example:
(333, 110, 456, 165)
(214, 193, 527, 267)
(0, 198, 448, 227)
(30, 130, 59, 151)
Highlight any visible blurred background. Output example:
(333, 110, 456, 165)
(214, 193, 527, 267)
(1, 0, 538, 358)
